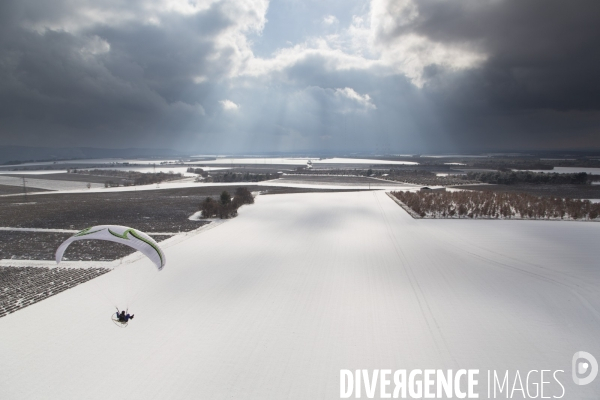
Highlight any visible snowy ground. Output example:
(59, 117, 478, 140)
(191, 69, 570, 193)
(0, 175, 104, 191)
(0, 156, 420, 194)
(0, 170, 69, 175)
(0, 178, 420, 197)
(0, 166, 229, 176)
(0, 156, 418, 170)
(86, 165, 229, 176)
(0, 191, 599, 399)
(187, 157, 419, 166)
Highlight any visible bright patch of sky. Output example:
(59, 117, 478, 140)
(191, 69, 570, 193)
(219, 100, 240, 111)
(243, 0, 486, 87)
(248, 0, 367, 58)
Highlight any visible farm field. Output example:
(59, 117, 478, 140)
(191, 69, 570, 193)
(0, 175, 105, 191)
(0, 184, 381, 261)
(0, 184, 50, 195)
(0, 191, 598, 399)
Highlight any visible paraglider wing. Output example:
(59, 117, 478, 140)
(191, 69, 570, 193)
(55, 225, 166, 270)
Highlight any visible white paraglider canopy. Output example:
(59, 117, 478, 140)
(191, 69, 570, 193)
(55, 225, 166, 270)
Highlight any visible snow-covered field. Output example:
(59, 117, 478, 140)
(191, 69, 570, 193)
(0, 170, 69, 175)
(0, 178, 421, 197)
(0, 175, 104, 191)
(0, 167, 228, 176)
(89, 165, 229, 176)
(0, 156, 418, 170)
(0, 191, 599, 399)
(189, 157, 418, 166)
(0, 158, 184, 168)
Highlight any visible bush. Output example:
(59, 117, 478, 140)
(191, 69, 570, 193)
(234, 187, 254, 205)
(220, 191, 231, 205)
(200, 187, 255, 219)
(200, 197, 219, 218)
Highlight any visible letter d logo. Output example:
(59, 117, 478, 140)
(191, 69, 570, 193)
(572, 351, 598, 385)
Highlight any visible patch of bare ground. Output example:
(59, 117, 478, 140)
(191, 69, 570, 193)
(0, 231, 172, 261)
(0, 184, 51, 195)
(5, 173, 113, 184)
(0, 187, 243, 232)
(0, 266, 110, 318)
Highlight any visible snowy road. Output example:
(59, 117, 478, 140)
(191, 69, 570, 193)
(0, 191, 599, 399)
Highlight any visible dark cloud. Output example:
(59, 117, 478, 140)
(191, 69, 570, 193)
(368, 0, 600, 150)
(0, 0, 599, 154)
(388, 0, 600, 112)
(0, 0, 238, 148)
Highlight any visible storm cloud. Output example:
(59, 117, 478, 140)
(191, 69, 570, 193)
(0, 0, 599, 153)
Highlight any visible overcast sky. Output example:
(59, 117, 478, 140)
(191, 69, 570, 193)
(1, 0, 599, 154)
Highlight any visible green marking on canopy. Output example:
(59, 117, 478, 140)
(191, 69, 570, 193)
(75, 227, 105, 237)
(108, 228, 164, 268)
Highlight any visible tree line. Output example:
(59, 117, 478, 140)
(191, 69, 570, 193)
(288, 168, 476, 185)
(203, 172, 278, 183)
(289, 168, 600, 187)
(464, 171, 593, 185)
(391, 190, 600, 220)
(187, 167, 207, 177)
(199, 187, 255, 219)
(70, 169, 182, 186)
(187, 167, 277, 182)
(384, 170, 477, 186)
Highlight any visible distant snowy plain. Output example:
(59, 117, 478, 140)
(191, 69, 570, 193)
(0, 191, 599, 399)
(0, 177, 418, 196)
(0, 175, 104, 191)
(0, 156, 418, 169)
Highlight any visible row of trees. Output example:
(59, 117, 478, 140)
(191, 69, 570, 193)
(385, 170, 477, 186)
(464, 171, 592, 185)
(187, 167, 208, 178)
(289, 167, 600, 187)
(288, 168, 476, 185)
(199, 187, 255, 219)
(187, 168, 278, 182)
(204, 172, 278, 183)
(73, 169, 182, 186)
(391, 190, 600, 220)
(287, 168, 372, 176)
